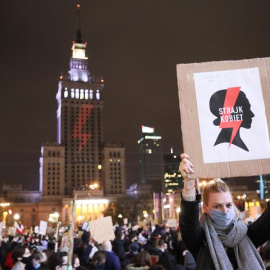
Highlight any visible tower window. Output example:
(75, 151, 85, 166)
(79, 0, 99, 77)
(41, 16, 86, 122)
(80, 89, 84, 99)
(96, 90, 100, 100)
(64, 89, 68, 98)
(75, 89, 79, 99)
(71, 89, 75, 98)
(85, 90, 89, 99)
(90, 90, 93, 100)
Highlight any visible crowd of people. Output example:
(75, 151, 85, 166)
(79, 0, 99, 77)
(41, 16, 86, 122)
(0, 223, 196, 270)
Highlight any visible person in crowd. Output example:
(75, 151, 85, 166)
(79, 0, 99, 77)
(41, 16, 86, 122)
(31, 250, 46, 270)
(88, 251, 106, 270)
(101, 240, 121, 270)
(148, 239, 166, 258)
(179, 153, 270, 270)
(171, 231, 185, 265)
(11, 245, 32, 270)
(125, 243, 139, 266)
(40, 237, 48, 250)
(46, 252, 67, 270)
(157, 251, 185, 270)
(112, 231, 126, 269)
(125, 232, 139, 252)
(74, 231, 94, 267)
(125, 250, 152, 270)
(182, 248, 196, 270)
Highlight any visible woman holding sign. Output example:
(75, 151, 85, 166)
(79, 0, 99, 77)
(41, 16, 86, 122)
(179, 153, 270, 270)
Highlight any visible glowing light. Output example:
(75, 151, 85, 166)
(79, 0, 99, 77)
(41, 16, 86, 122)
(8, 210, 12, 215)
(85, 42, 88, 45)
(176, 207, 181, 213)
(98, 165, 102, 170)
(0, 203, 10, 207)
(164, 204, 170, 209)
(60, 76, 63, 79)
(101, 79, 104, 83)
(76, 199, 109, 205)
(145, 136, 161, 140)
(89, 183, 99, 189)
(118, 214, 123, 218)
(142, 126, 154, 133)
(77, 4, 80, 8)
(14, 214, 20, 220)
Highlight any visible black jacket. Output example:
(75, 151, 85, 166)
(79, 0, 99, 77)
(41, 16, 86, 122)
(179, 194, 270, 270)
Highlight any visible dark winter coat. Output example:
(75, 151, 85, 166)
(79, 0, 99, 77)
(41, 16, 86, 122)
(104, 251, 121, 270)
(179, 194, 270, 270)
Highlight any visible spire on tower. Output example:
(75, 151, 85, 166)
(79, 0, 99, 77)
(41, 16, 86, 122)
(76, 4, 82, 43)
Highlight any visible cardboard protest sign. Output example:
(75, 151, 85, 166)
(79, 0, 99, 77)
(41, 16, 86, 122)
(39, 221, 47, 235)
(167, 219, 177, 228)
(89, 216, 114, 243)
(61, 232, 69, 248)
(177, 58, 270, 178)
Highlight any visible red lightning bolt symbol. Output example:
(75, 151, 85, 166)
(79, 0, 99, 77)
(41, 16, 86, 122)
(219, 87, 242, 147)
(72, 104, 93, 151)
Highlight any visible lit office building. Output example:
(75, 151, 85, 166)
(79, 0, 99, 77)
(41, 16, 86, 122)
(138, 125, 165, 193)
(164, 151, 183, 193)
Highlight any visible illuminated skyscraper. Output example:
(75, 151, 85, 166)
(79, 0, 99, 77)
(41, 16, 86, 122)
(55, 6, 104, 194)
(138, 126, 165, 193)
(164, 150, 183, 193)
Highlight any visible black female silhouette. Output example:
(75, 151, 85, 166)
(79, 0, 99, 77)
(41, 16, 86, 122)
(209, 89, 254, 152)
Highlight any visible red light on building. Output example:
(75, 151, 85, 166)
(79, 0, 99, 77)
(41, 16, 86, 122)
(77, 4, 80, 8)
(85, 42, 88, 45)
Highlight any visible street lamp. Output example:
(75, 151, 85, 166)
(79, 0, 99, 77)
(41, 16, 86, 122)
(14, 213, 20, 220)
(118, 214, 123, 218)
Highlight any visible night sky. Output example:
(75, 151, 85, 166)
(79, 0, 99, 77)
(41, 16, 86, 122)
(1, 0, 270, 189)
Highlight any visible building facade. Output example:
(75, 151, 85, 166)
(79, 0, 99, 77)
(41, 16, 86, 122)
(55, 24, 104, 195)
(138, 126, 165, 193)
(39, 143, 65, 198)
(164, 152, 183, 193)
(101, 143, 126, 195)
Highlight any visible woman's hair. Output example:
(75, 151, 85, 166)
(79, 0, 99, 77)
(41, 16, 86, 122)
(32, 250, 43, 261)
(156, 239, 165, 248)
(202, 178, 231, 205)
(134, 250, 152, 266)
(91, 251, 106, 266)
(12, 245, 30, 262)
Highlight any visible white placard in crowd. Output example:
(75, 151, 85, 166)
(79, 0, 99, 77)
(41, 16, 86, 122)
(167, 219, 177, 228)
(39, 220, 47, 235)
(123, 218, 128, 225)
(34, 226, 39, 234)
(89, 216, 115, 243)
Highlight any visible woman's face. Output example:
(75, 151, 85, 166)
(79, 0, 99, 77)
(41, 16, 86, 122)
(203, 191, 233, 215)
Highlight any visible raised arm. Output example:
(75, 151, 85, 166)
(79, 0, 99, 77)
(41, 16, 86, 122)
(179, 153, 196, 200)
(179, 153, 203, 259)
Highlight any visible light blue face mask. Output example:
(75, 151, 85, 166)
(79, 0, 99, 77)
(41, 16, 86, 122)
(210, 207, 235, 227)
(34, 264, 40, 269)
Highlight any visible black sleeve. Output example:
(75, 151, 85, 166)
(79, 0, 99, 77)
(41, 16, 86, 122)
(179, 193, 203, 260)
(247, 201, 270, 248)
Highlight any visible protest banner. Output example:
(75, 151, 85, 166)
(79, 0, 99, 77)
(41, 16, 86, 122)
(167, 219, 177, 228)
(39, 221, 47, 235)
(89, 216, 114, 243)
(177, 58, 270, 178)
